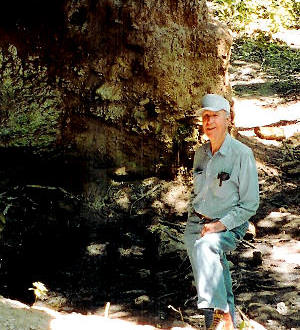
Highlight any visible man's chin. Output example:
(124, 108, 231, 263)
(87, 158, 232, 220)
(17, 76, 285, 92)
(204, 130, 215, 138)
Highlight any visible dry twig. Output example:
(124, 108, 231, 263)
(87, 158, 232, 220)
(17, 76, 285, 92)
(168, 305, 184, 322)
(104, 302, 110, 318)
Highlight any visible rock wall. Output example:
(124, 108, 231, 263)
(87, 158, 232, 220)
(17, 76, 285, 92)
(0, 0, 232, 186)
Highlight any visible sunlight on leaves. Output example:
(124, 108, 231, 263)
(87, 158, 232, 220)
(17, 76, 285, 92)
(161, 183, 189, 215)
(29, 282, 48, 300)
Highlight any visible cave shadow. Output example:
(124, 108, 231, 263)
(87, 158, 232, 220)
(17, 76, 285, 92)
(0, 181, 187, 328)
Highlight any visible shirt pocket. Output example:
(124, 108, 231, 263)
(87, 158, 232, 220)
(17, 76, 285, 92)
(213, 176, 237, 199)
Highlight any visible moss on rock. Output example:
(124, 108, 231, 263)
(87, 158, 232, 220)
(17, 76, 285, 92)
(0, 45, 63, 153)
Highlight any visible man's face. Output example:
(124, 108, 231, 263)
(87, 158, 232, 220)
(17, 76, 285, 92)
(202, 110, 229, 141)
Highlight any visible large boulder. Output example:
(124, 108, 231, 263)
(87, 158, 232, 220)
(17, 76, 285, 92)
(0, 0, 232, 181)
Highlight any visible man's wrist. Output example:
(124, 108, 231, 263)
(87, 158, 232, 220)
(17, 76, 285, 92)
(201, 221, 227, 236)
(214, 220, 226, 232)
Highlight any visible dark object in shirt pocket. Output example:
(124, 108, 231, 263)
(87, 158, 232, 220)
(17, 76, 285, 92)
(217, 172, 230, 187)
(195, 167, 203, 175)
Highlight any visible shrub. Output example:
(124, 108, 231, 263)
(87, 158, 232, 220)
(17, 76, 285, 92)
(208, 0, 300, 33)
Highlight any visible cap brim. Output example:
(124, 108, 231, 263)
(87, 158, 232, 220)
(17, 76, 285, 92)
(200, 107, 230, 114)
(201, 107, 219, 112)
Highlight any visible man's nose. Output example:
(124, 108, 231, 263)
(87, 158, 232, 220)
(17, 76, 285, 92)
(207, 116, 214, 124)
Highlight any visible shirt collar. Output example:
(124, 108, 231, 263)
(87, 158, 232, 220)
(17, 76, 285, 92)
(205, 133, 231, 157)
(218, 133, 231, 156)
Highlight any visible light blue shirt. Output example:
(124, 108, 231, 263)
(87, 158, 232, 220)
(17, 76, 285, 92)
(192, 133, 259, 237)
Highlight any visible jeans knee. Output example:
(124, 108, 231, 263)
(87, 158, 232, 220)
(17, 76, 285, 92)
(194, 235, 220, 255)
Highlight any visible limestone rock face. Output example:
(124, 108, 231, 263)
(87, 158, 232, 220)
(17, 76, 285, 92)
(0, 0, 232, 180)
(0, 46, 63, 153)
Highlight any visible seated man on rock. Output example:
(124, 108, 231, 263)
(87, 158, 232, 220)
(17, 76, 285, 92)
(184, 94, 259, 329)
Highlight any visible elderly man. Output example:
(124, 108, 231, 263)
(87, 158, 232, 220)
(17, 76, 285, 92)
(184, 94, 259, 329)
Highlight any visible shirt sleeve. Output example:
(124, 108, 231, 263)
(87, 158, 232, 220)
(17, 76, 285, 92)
(193, 147, 205, 195)
(220, 150, 259, 230)
(187, 190, 195, 218)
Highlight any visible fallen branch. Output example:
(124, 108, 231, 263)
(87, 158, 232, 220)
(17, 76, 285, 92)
(256, 285, 288, 290)
(236, 119, 299, 131)
(130, 184, 160, 215)
(237, 306, 267, 329)
(281, 160, 300, 168)
(240, 239, 256, 249)
(287, 167, 300, 176)
(161, 228, 184, 244)
(158, 292, 177, 300)
(159, 220, 186, 230)
(236, 306, 250, 322)
(184, 295, 197, 306)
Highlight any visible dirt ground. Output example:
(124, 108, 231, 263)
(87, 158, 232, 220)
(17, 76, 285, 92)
(0, 37, 299, 329)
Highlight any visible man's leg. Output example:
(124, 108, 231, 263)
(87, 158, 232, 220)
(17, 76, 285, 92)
(192, 231, 236, 312)
(184, 217, 214, 327)
(184, 216, 202, 279)
(221, 253, 236, 325)
(184, 220, 237, 324)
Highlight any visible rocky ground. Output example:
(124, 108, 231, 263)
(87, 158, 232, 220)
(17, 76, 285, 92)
(0, 33, 299, 329)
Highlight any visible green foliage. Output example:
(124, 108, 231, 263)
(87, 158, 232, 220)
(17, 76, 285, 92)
(239, 320, 248, 329)
(232, 34, 300, 78)
(29, 281, 48, 301)
(209, 0, 300, 32)
(0, 213, 6, 235)
(175, 123, 193, 143)
(0, 45, 62, 152)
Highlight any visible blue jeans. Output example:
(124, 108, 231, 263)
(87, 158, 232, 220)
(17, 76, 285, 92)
(184, 216, 237, 324)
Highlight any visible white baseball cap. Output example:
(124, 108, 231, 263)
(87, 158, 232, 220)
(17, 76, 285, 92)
(201, 94, 230, 115)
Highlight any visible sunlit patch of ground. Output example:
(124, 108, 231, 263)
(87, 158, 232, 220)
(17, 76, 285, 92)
(229, 31, 300, 131)
(255, 211, 300, 286)
(271, 240, 300, 265)
(230, 61, 271, 87)
(230, 59, 300, 129)
(272, 30, 300, 49)
(233, 97, 300, 128)
(257, 212, 300, 238)
(0, 297, 196, 330)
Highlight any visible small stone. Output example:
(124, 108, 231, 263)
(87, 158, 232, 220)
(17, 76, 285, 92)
(252, 250, 263, 265)
(137, 269, 151, 279)
(247, 221, 256, 239)
(134, 295, 150, 306)
(276, 302, 288, 315)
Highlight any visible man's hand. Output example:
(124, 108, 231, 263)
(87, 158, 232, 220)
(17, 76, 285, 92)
(201, 221, 226, 237)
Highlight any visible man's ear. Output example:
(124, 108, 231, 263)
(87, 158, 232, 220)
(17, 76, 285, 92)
(225, 112, 231, 130)
(222, 110, 230, 124)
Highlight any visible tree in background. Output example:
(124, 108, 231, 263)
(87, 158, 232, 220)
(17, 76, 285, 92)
(208, 0, 300, 33)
